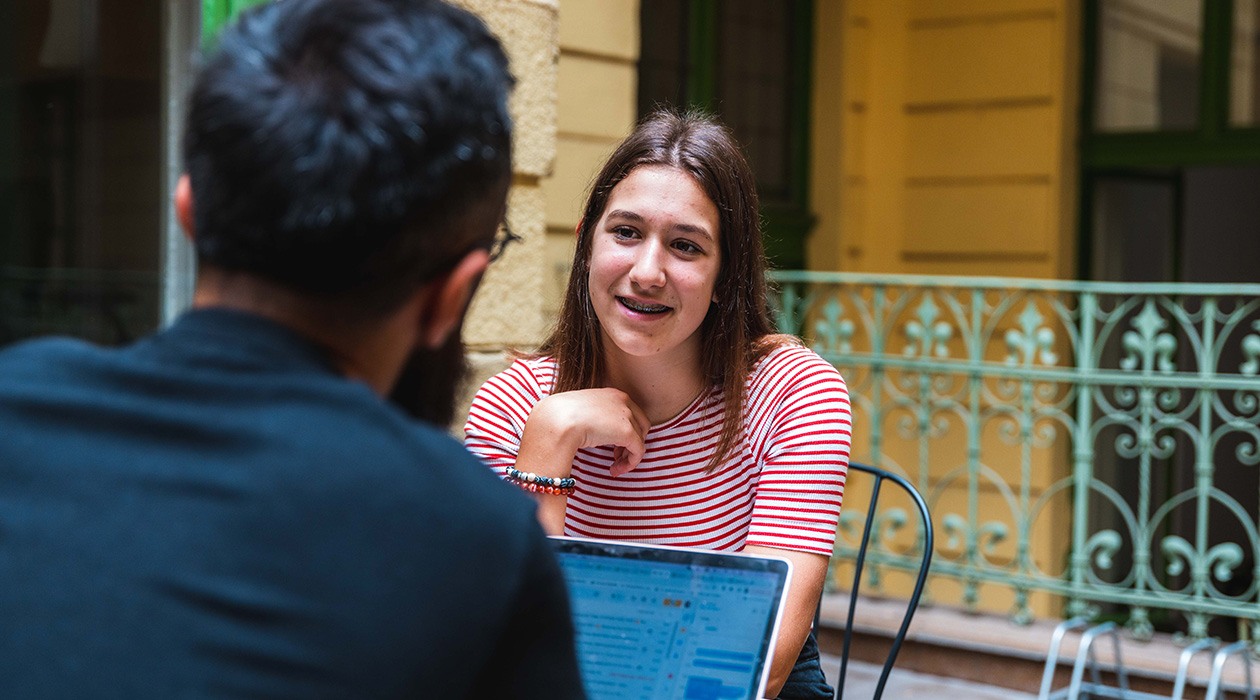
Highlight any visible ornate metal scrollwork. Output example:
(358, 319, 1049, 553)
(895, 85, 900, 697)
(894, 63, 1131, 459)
(1242, 320, 1260, 376)
(1120, 301, 1177, 374)
(1005, 301, 1057, 367)
(812, 294, 854, 356)
(769, 272, 1260, 643)
(1161, 536, 1243, 587)
(903, 295, 953, 359)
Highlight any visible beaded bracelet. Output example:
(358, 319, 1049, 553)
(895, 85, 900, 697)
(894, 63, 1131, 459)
(505, 473, 575, 496)
(505, 465, 576, 491)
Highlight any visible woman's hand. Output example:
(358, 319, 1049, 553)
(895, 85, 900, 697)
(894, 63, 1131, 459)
(519, 388, 652, 478)
(516, 388, 652, 534)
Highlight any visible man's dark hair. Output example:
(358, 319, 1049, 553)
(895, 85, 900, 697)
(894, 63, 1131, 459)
(183, 0, 513, 314)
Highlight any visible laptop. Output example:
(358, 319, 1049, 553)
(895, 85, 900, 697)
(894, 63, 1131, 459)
(548, 536, 793, 700)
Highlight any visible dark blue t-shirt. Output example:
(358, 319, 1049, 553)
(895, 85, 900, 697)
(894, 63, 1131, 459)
(0, 309, 584, 699)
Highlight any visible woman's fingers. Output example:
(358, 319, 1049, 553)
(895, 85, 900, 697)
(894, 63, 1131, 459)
(609, 431, 646, 477)
(607, 395, 650, 477)
(609, 447, 632, 477)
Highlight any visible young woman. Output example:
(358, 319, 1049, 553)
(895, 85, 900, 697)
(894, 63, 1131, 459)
(464, 111, 851, 700)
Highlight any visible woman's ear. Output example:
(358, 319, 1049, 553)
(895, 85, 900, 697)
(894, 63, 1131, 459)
(175, 174, 195, 242)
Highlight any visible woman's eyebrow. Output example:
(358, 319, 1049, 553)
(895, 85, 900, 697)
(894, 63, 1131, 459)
(605, 209, 646, 224)
(605, 209, 713, 241)
(672, 222, 713, 241)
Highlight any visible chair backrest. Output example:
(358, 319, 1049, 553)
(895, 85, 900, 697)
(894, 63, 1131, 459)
(821, 462, 934, 700)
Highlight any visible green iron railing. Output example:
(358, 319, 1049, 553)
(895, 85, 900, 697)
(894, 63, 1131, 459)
(770, 271, 1260, 642)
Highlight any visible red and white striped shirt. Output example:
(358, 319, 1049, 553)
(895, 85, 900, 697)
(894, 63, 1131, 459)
(464, 344, 851, 556)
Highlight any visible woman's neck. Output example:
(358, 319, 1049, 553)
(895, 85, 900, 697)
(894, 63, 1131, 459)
(602, 347, 707, 426)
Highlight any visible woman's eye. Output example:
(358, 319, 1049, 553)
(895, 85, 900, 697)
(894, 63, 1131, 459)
(611, 226, 638, 240)
(673, 240, 702, 255)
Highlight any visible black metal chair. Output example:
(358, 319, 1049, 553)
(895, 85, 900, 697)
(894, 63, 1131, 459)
(816, 461, 934, 700)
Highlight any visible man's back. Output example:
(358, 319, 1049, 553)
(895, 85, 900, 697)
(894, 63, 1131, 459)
(0, 309, 582, 698)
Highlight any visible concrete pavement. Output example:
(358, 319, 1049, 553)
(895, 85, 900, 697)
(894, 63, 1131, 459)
(820, 653, 1038, 699)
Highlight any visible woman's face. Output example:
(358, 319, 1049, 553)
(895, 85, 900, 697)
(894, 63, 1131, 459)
(588, 165, 721, 367)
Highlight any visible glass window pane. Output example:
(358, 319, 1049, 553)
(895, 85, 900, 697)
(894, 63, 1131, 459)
(1090, 167, 1260, 283)
(1, 0, 162, 347)
(1089, 174, 1178, 281)
(1094, 0, 1203, 132)
(1180, 165, 1260, 282)
(714, 0, 795, 204)
(1231, 0, 1260, 126)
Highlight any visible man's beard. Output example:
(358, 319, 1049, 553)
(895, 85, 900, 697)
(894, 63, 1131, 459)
(387, 323, 469, 427)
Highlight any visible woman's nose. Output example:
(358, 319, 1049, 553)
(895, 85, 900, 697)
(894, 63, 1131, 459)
(627, 241, 667, 289)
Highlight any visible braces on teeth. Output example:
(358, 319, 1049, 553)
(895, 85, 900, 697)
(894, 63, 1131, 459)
(621, 298, 669, 313)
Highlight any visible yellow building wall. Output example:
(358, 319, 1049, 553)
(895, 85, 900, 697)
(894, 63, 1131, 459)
(808, 0, 1081, 619)
(540, 0, 641, 321)
(453, 0, 560, 432)
(810, 0, 1080, 281)
(457, 0, 639, 429)
(458, 0, 559, 350)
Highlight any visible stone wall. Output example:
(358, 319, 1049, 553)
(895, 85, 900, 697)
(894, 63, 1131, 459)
(450, 0, 641, 432)
(446, 0, 560, 431)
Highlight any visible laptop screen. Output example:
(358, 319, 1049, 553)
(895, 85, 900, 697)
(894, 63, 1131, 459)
(548, 537, 792, 700)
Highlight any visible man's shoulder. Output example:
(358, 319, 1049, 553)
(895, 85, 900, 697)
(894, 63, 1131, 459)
(0, 336, 113, 390)
(0, 335, 103, 367)
(340, 420, 548, 578)
(340, 413, 540, 525)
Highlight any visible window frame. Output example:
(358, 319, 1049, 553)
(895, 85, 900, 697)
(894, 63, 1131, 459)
(1078, 0, 1260, 282)
(1082, 0, 1260, 169)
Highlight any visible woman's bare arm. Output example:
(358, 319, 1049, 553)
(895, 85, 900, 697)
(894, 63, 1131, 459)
(514, 388, 651, 534)
(741, 545, 830, 699)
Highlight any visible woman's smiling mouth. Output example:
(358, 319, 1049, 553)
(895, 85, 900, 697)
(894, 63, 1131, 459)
(617, 297, 671, 314)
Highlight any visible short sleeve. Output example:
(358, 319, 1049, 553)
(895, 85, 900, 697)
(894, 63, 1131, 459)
(745, 346, 851, 556)
(463, 359, 550, 476)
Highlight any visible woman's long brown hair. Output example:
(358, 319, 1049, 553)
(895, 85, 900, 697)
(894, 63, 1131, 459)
(536, 109, 789, 472)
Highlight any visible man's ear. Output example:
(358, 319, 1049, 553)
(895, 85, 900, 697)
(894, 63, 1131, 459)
(175, 174, 195, 242)
(415, 249, 490, 349)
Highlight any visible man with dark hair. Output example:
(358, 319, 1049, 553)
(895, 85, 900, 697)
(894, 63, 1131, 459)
(0, 1, 585, 698)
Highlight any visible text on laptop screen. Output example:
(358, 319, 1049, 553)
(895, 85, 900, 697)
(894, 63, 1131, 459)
(552, 545, 788, 700)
